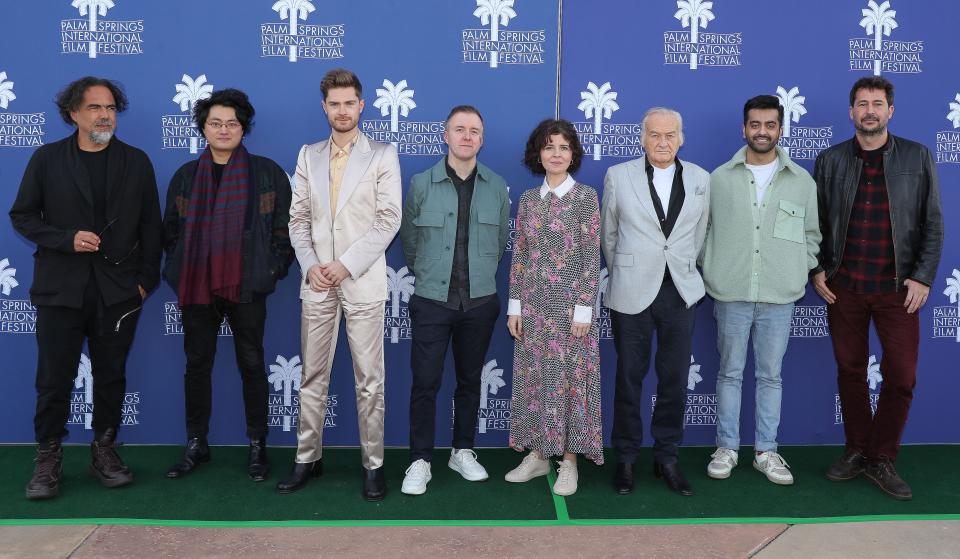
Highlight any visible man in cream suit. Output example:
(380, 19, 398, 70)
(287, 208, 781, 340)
(601, 107, 709, 497)
(278, 68, 401, 501)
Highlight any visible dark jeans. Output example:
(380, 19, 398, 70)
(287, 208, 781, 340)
(827, 282, 919, 461)
(408, 294, 500, 462)
(611, 280, 696, 465)
(34, 273, 142, 442)
(180, 296, 268, 440)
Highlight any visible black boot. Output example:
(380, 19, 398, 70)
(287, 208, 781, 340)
(865, 458, 912, 501)
(654, 461, 693, 496)
(248, 438, 270, 482)
(362, 466, 387, 501)
(277, 460, 322, 494)
(25, 439, 63, 500)
(90, 428, 134, 488)
(166, 437, 210, 479)
(825, 448, 866, 481)
(613, 462, 634, 495)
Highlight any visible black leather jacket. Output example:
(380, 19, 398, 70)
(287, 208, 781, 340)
(812, 134, 942, 287)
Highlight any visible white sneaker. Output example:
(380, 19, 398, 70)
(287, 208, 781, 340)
(707, 448, 739, 479)
(505, 452, 550, 483)
(401, 459, 432, 495)
(448, 448, 489, 481)
(754, 451, 794, 485)
(553, 459, 578, 496)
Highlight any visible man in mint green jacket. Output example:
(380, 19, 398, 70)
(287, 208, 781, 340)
(700, 95, 820, 486)
(398, 105, 511, 495)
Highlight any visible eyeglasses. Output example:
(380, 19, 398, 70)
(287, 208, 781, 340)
(98, 218, 140, 266)
(205, 120, 242, 131)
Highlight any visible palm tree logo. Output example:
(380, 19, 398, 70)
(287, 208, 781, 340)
(372, 79, 417, 146)
(268, 354, 302, 431)
(172, 74, 214, 154)
(859, 0, 898, 76)
(578, 82, 620, 161)
(944, 269, 960, 342)
(0, 72, 16, 110)
(478, 359, 506, 433)
(385, 266, 415, 343)
(674, 0, 715, 70)
(73, 353, 94, 429)
(867, 354, 883, 391)
(947, 94, 960, 129)
(71, 0, 114, 59)
(473, 0, 516, 68)
(595, 267, 609, 318)
(775, 86, 807, 157)
(272, 0, 315, 63)
(687, 355, 703, 391)
(0, 258, 18, 296)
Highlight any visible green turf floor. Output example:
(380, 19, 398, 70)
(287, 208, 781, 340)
(1, 445, 957, 526)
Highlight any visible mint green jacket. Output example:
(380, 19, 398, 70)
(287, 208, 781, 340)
(399, 158, 511, 302)
(700, 146, 821, 304)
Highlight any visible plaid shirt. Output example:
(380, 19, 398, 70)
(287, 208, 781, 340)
(833, 137, 897, 293)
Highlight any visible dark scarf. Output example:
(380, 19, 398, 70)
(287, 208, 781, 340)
(177, 144, 250, 305)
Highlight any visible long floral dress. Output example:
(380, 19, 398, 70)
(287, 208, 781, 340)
(508, 182, 603, 464)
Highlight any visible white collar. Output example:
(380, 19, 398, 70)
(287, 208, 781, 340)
(539, 174, 576, 199)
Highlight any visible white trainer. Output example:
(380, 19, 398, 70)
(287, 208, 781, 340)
(401, 459, 432, 495)
(754, 451, 794, 485)
(707, 447, 739, 479)
(505, 452, 550, 483)
(553, 459, 578, 496)
(448, 448, 489, 481)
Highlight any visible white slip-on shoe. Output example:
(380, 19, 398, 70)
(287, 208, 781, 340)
(505, 452, 550, 483)
(448, 448, 489, 481)
(754, 451, 794, 485)
(707, 447, 739, 479)
(401, 459, 432, 495)
(553, 459, 578, 496)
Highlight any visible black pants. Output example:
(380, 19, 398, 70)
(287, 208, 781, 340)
(611, 279, 695, 465)
(180, 296, 268, 440)
(34, 273, 142, 442)
(408, 294, 499, 462)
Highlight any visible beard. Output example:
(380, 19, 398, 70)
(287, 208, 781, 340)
(88, 118, 114, 145)
(746, 135, 778, 154)
(854, 119, 887, 136)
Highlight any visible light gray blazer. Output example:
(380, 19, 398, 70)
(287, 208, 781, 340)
(600, 157, 710, 314)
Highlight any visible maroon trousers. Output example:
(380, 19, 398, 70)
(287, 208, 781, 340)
(826, 282, 919, 461)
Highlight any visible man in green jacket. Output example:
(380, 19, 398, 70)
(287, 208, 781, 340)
(398, 105, 511, 495)
(700, 95, 820, 486)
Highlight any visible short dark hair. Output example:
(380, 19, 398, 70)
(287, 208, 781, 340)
(320, 68, 362, 100)
(849, 76, 894, 106)
(193, 88, 255, 135)
(445, 105, 484, 126)
(55, 76, 128, 126)
(523, 118, 584, 175)
(743, 95, 784, 126)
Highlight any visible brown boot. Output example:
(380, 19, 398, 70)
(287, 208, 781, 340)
(25, 440, 63, 500)
(90, 428, 134, 488)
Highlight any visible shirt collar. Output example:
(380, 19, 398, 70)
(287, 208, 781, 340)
(539, 174, 576, 199)
(444, 156, 478, 184)
(854, 134, 890, 159)
(644, 155, 682, 176)
(330, 132, 359, 157)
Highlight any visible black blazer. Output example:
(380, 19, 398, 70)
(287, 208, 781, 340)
(9, 132, 163, 308)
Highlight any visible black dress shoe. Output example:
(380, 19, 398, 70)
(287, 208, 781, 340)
(166, 438, 210, 479)
(613, 462, 634, 494)
(825, 448, 866, 481)
(247, 438, 270, 482)
(864, 458, 912, 501)
(276, 460, 322, 494)
(654, 462, 693, 496)
(362, 466, 387, 501)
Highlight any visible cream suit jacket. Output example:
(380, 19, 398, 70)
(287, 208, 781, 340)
(289, 132, 402, 304)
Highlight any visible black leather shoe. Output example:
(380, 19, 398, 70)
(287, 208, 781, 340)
(864, 458, 912, 501)
(613, 462, 634, 494)
(825, 448, 866, 481)
(362, 466, 387, 501)
(25, 439, 63, 500)
(248, 438, 270, 482)
(654, 462, 693, 496)
(166, 438, 210, 479)
(277, 460, 322, 494)
(90, 428, 134, 488)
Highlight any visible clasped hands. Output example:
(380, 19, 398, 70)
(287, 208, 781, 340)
(307, 261, 350, 292)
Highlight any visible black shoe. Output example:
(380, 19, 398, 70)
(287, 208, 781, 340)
(166, 437, 210, 479)
(25, 439, 63, 500)
(825, 448, 866, 481)
(613, 462, 634, 494)
(248, 438, 270, 482)
(654, 461, 693, 496)
(864, 458, 912, 501)
(277, 460, 322, 494)
(90, 428, 134, 488)
(362, 466, 387, 501)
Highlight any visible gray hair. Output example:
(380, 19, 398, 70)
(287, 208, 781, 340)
(641, 107, 684, 145)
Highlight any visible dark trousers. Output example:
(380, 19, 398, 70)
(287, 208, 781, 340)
(34, 273, 142, 442)
(180, 296, 268, 440)
(408, 294, 500, 462)
(611, 280, 695, 465)
(827, 282, 918, 461)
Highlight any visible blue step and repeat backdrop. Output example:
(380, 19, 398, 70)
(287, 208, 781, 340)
(0, 0, 956, 449)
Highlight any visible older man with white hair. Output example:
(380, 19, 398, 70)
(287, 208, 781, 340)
(601, 107, 710, 497)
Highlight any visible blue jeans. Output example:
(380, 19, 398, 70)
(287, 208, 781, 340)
(713, 301, 794, 452)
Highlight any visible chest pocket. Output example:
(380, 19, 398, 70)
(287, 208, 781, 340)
(414, 210, 445, 260)
(477, 210, 501, 256)
(773, 199, 805, 244)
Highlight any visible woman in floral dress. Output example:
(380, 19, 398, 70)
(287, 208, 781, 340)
(505, 119, 602, 496)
